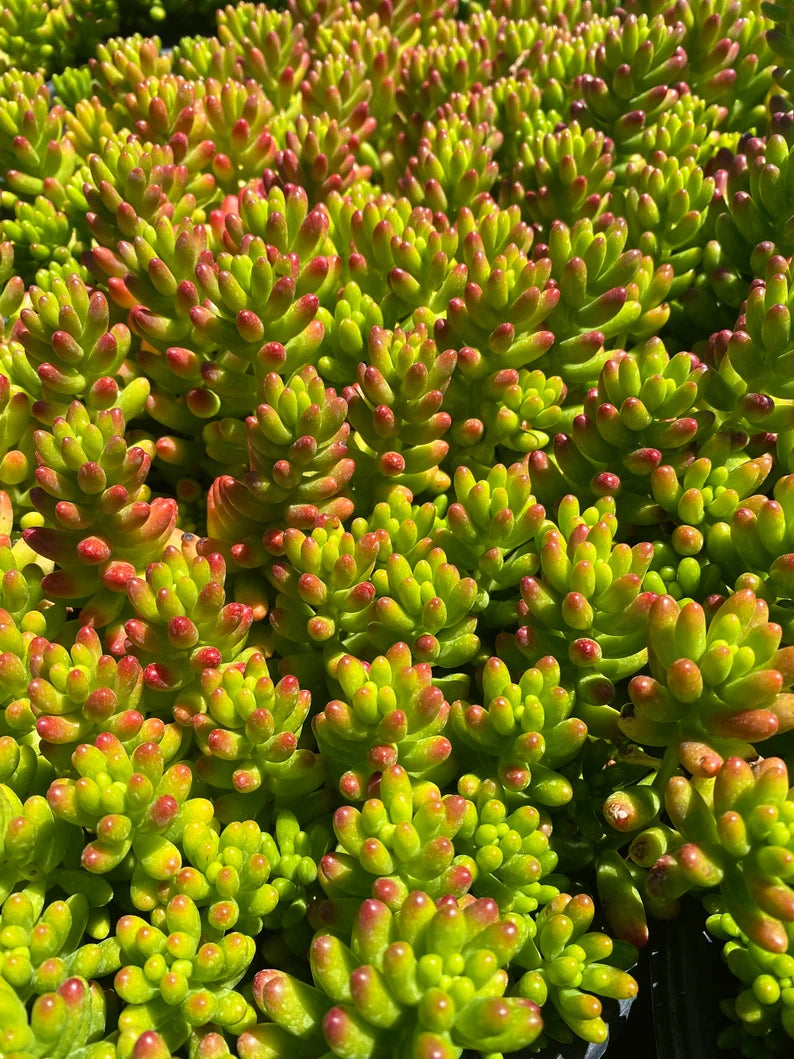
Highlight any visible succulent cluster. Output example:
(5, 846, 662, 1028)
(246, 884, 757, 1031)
(0, 0, 793, 1055)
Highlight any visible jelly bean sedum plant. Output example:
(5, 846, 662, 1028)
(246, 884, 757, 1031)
(4, 0, 794, 1055)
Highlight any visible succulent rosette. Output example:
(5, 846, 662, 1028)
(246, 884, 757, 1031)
(619, 590, 794, 776)
(724, 473, 794, 617)
(22, 402, 177, 623)
(449, 655, 587, 807)
(0, 887, 120, 1001)
(575, 13, 686, 148)
(512, 893, 639, 1046)
(540, 218, 669, 387)
(174, 651, 327, 811)
(0, 76, 78, 209)
(87, 36, 172, 101)
(315, 280, 384, 386)
(650, 432, 773, 547)
(0, 783, 72, 901)
(433, 238, 558, 383)
(641, 539, 725, 603)
(215, 3, 309, 104)
(345, 198, 467, 327)
(46, 732, 210, 901)
(510, 121, 615, 227)
(433, 463, 545, 607)
(516, 495, 656, 718)
(345, 324, 455, 497)
(366, 546, 481, 668)
(16, 624, 147, 771)
(650, 757, 794, 955)
(123, 542, 254, 694)
(313, 642, 455, 801)
(349, 485, 442, 571)
(246, 891, 544, 1059)
(10, 273, 137, 415)
(397, 114, 502, 214)
(83, 138, 215, 250)
(207, 366, 354, 556)
(317, 764, 474, 913)
(264, 518, 380, 677)
(549, 339, 712, 522)
(618, 153, 715, 296)
(458, 797, 564, 916)
(113, 895, 257, 1049)
(154, 812, 328, 936)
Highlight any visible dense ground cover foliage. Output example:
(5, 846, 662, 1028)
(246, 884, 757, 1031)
(2, 0, 794, 1055)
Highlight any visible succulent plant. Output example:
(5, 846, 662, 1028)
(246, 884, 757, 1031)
(360, 545, 480, 668)
(345, 324, 455, 497)
(168, 810, 328, 934)
(0, 887, 120, 1000)
(247, 891, 544, 1059)
(397, 115, 502, 214)
(517, 495, 656, 706)
(449, 655, 587, 806)
(0, 75, 78, 208)
(313, 642, 455, 801)
(22, 402, 177, 623)
(12, 274, 134, 415)
(650, 756, 794, 955)
(46, 732, 209, 896)
(509, 121, 615, 227)
(556, 339, 712, 522)
(174, 651, 327, 810)
(0, 784, 71, 901)
(216, 3, 309, 106)
(512, 892, 639, 1045)
(264, 518, 380, 677)
(318, 763, 473, 915)
(433, 462, 545, 601)
(650, 432, 773, 546)
(706, 892, 794, 1048)
(123, 543, 254, 694)
(619, 590, 794, 776)
(725, 473, 794, 600)
(18, 624, 146, 771)
(1, 0, 793, 1051)
(85, 136, 214, 238)
(0, 974, 111, 1059)
(207, 366, 354, 554)
(718, 135, 794, 267)
(458, 797, 563, 915)
(315, 280, 384, 385)
(113, 896, 256, 1049)
(618, 153, 715, 296)
(433, 240, 558, 383)
(719, 262, 794, 410)
(575, 14, 686, 148)
(345, 197, 466, 327)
